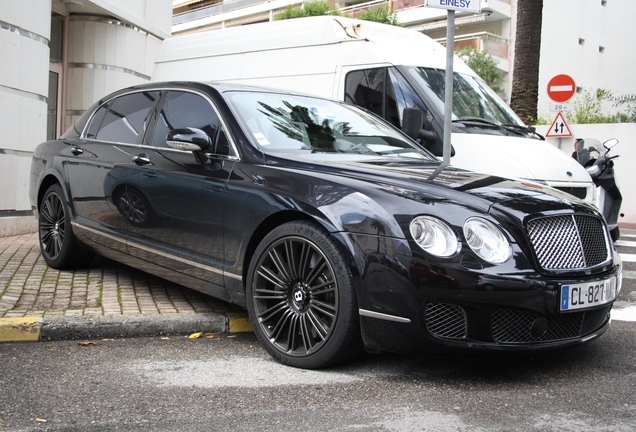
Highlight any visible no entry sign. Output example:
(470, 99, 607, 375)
(547, 74, 576, 103)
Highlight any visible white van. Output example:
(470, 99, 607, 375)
(154, 16, 595, 204)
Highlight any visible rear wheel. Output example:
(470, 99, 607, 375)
(246, 221, 362, 369)
(38, 183, 93, 269)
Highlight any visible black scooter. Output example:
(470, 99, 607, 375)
(578, 138, 623, 241)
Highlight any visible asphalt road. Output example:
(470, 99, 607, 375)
(1, 320, 635, 432)
(0, 235, 634, 431)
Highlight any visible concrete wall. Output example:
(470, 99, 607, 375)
(0, 0, 172, 237)
(538, 0, 636, 120)
(0, 0, 51, 236)
(65, 16, 163, 128)
(536, 123, 636, 228)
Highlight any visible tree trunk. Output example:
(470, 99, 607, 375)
(510, 0, 543, 125)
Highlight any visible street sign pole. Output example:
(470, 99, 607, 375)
(426, 1, 481, 170)
(442, 9, 455, 167)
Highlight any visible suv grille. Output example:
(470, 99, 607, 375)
(526, 215, 609, 271)
(553, 186, 587, 200)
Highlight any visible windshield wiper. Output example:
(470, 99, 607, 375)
(502, 124, 545, 140)
(453, 117, 526, 137)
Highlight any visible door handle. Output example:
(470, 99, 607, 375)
(132, 153, 152, 166)
(71, 146, 84, 156)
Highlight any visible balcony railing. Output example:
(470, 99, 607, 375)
(437, 32, 509, 60)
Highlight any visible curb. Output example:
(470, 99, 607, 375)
(0, 312, 253, 343)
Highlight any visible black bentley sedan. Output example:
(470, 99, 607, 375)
(29, 82, 622, 368)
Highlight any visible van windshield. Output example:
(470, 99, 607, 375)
(407, 67, 526, 127)
(226, 91, 437, 160)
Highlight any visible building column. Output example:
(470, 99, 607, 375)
(0, 1, 51, 236)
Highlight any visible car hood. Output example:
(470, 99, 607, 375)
(448, 134, 592, 183)
(268, 152, 585, 214)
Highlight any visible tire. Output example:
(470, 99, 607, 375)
(611, 226, 620, 242)
(246, 221, 363, 369)
(116, 188, 154, 227)
(38, 183, 94, 269)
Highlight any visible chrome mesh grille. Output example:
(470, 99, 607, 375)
(425, 303, 467, 340)
(526, 215, 609, 271)
(491, 306, 611, 343)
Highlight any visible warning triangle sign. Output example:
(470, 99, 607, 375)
(546, 112, 572, 137)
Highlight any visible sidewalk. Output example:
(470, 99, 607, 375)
(0, 233, 251, 342)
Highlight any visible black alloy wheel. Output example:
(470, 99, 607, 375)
(246, 221, 362, 369)
(39, 184, 93, 269)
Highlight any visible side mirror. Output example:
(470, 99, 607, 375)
(402, 108, 423, 140)
(166, 128, 212, 152)
(603, 138, 619, 150)
(402, 108, 436, 143)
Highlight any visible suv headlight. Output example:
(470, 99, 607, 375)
(463, 217, 511, 264)
(409, 216, 459, 257)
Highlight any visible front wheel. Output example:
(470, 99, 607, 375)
(246, 221, 362, 369)
(38, 183, 94, 269)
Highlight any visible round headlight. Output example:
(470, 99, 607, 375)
(463, 217, 511, 264)
(409, 216, 459, 257)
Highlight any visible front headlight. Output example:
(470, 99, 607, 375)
(409, 216, 459, 257)
(463, 217, 511, 264)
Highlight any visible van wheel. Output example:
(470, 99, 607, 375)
(246, 221, 363, 369)
(38, 184, 93, 269)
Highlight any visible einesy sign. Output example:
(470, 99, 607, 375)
(426, 0, 482, 13)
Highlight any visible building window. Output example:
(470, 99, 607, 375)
(599, 46, 605, 53)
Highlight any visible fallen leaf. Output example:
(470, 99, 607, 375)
(36, 418, 47, 423)
(78, 341, 96, 347)
(102, 338, 115, 342)
(160, 337, 170, 340)
(204, 333, 218, 339)
(188, 332, 203, 339)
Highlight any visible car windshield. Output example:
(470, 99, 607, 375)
(225, 91, 437, 160)
(407, 67, 525, 127)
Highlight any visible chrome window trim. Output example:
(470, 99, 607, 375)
(79, 86, 241, 161)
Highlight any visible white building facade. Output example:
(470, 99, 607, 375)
(0, 0, 172, 236)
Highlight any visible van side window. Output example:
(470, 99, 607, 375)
(345, 68, 401, 128)
(91, 91, 160, 144)
(151, 91, 220, 150)
(387, 68, 433, 126)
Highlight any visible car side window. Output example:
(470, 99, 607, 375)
(87, 91, 159, 143)
(344, 68, 401, 129)
(151, 91, 220, 150)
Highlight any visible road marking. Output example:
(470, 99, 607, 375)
(615, 240, 636, 248)
(612, 304, 636, 322)
(619, 253, 636, 263)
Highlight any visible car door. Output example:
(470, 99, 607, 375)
(66, 90, 161, 253)
(124, 88, 234, 289)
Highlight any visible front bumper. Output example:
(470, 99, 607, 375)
(345, 233, 622, 354)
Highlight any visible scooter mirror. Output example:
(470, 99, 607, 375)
(603, 138, 619, 149)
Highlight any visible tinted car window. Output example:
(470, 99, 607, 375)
(151, 91, 220, 149)
(89, 91, 159, 143)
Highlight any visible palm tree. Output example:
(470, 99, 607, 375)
(510, 0, 543, 125)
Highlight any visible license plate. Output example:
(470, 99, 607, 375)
(560, 277, 617, 311)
